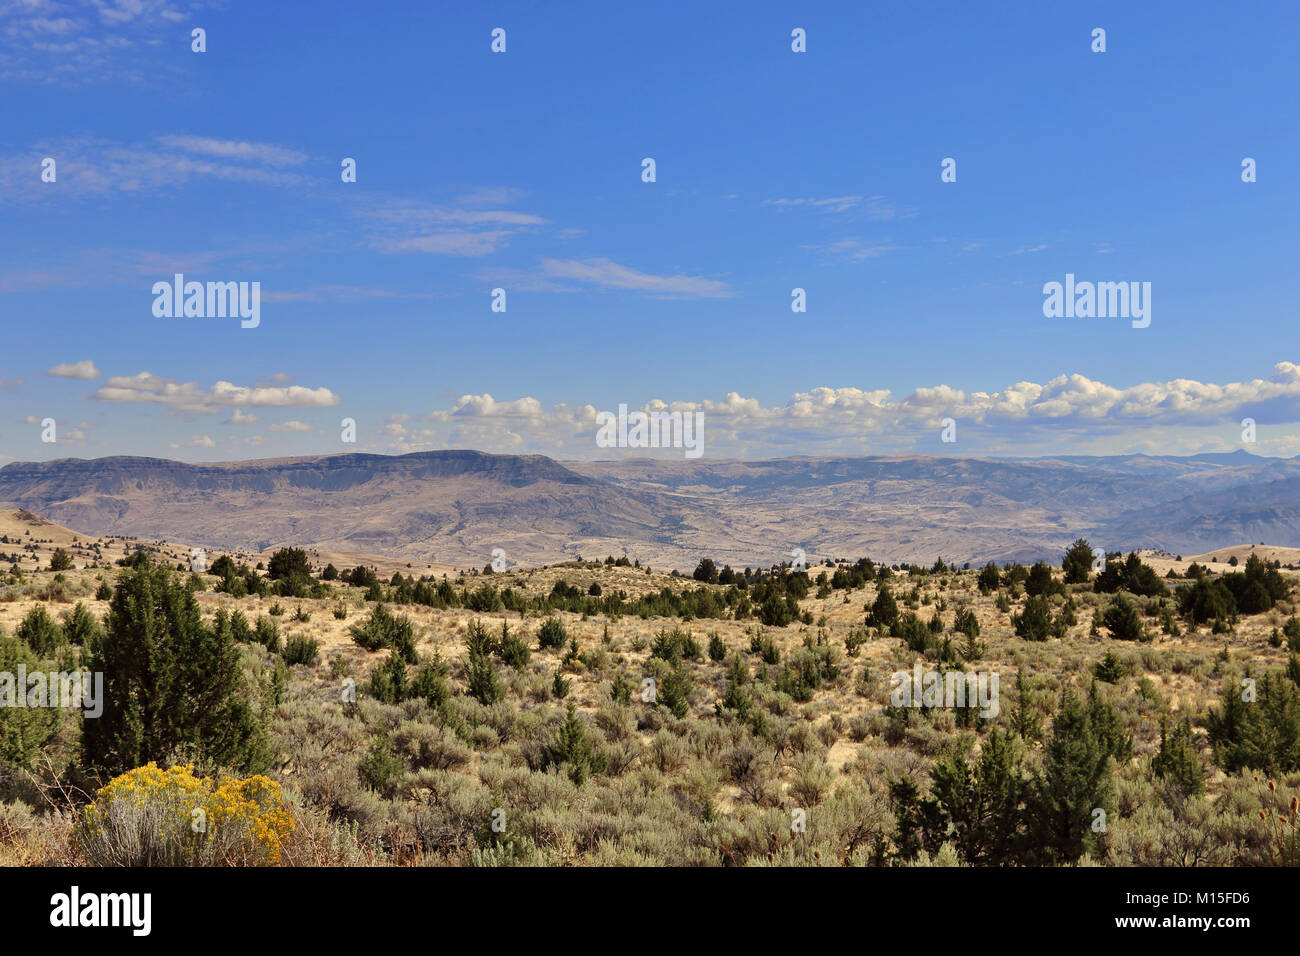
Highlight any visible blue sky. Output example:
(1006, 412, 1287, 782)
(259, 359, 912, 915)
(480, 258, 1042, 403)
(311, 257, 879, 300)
(2, 0, 1298, 463)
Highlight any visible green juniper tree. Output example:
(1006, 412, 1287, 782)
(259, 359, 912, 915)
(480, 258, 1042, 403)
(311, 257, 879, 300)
(82, 557, 270, 779)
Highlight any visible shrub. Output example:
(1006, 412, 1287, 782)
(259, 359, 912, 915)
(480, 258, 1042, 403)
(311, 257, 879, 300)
(229, 609, 252, 644)
(1094, 651, 1128, 683)
(1102, 595, 1147, 642)
(759, 592, 797, 627)
(253, 615, 282, 654)
(48, 548, 73, 572)
(496, 621, 531, 670)
(871, 586, 899, 628)
(282, 635, 320, 667)
(266, 548, 311, 581)
(1095, 553, 1166, 597)
(1062, 539, 1095, 585)
(1025, 561, 1063, 598)
(16, 605, 65, 657)
(894, 613, 939, 654)
(77, 763, 294, 866)
(1025, 690, 1114, 865)
(537, 617, 568, 650)
(953, 607, 980, 637)
(543, 703, 606, 785)
(1012, 595, 1053, 641)
(693, 558, 719, 584)
(1152, 716, 1204, 796)
(1207, 670, 1300, 774)
(976, 563, 1000, 594)
(464, 621, 504, 705)
(368, 651, 409, 703)
(657, 666, 693, 718)
(349, 604, 416, 661)
(1177, 578, 1236, 626)
(358, 735, 404, 797)
(651, 626, 701, 662)
(0, 634, 61, 767)
(60, 603, 101, 647)
(410, 654, 452, 707)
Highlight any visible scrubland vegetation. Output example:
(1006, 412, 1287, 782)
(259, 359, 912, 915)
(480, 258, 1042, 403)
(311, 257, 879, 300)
(1, 533, 1299, 867)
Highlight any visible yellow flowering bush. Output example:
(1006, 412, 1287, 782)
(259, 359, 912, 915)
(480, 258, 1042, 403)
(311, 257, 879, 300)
(78, 763, 294, 866)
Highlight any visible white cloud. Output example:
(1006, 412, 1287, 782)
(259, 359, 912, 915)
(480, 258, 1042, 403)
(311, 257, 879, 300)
(360, 199, 546, 258)
(764, 195, 863, 213)
(809, 238, 900, 262)
(47, 359, 99, 379)
(155, 135, 307, 167)
(226, 409, 261, 426)
(93, 372, 340, 413)
(0, 134, 308, 199)
(1, 1, 218, 83)
(268, 420, 313, 432)
(538, 258, 734, 298)
(367, 362, 1300, 459)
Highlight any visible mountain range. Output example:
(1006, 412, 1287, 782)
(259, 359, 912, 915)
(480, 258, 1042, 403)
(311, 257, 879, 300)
(1, 449, 1296, 569)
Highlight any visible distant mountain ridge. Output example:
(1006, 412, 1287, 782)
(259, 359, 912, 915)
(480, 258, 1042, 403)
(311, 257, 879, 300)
(2, 449, 1298, 568)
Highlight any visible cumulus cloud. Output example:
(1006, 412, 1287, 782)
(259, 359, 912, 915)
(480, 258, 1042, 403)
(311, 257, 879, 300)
(367, 362, 1300, 460)
(268, 420, 313, 432)
(47, 359, 99, 379)
(92, 372, 340, 414)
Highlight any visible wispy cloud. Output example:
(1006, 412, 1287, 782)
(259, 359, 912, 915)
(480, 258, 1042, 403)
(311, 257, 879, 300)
(763, 195, 863, 213)
(808, 238, 900, 262)
(0, 134, 309, 199)
(1, 0, 213, 84)
(259, 284, 437, 304)
(763, 195, 904, 221)
(360, 199, 547, 258)
(536, 258, 734, 298)
(154, 135, 307, 167)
